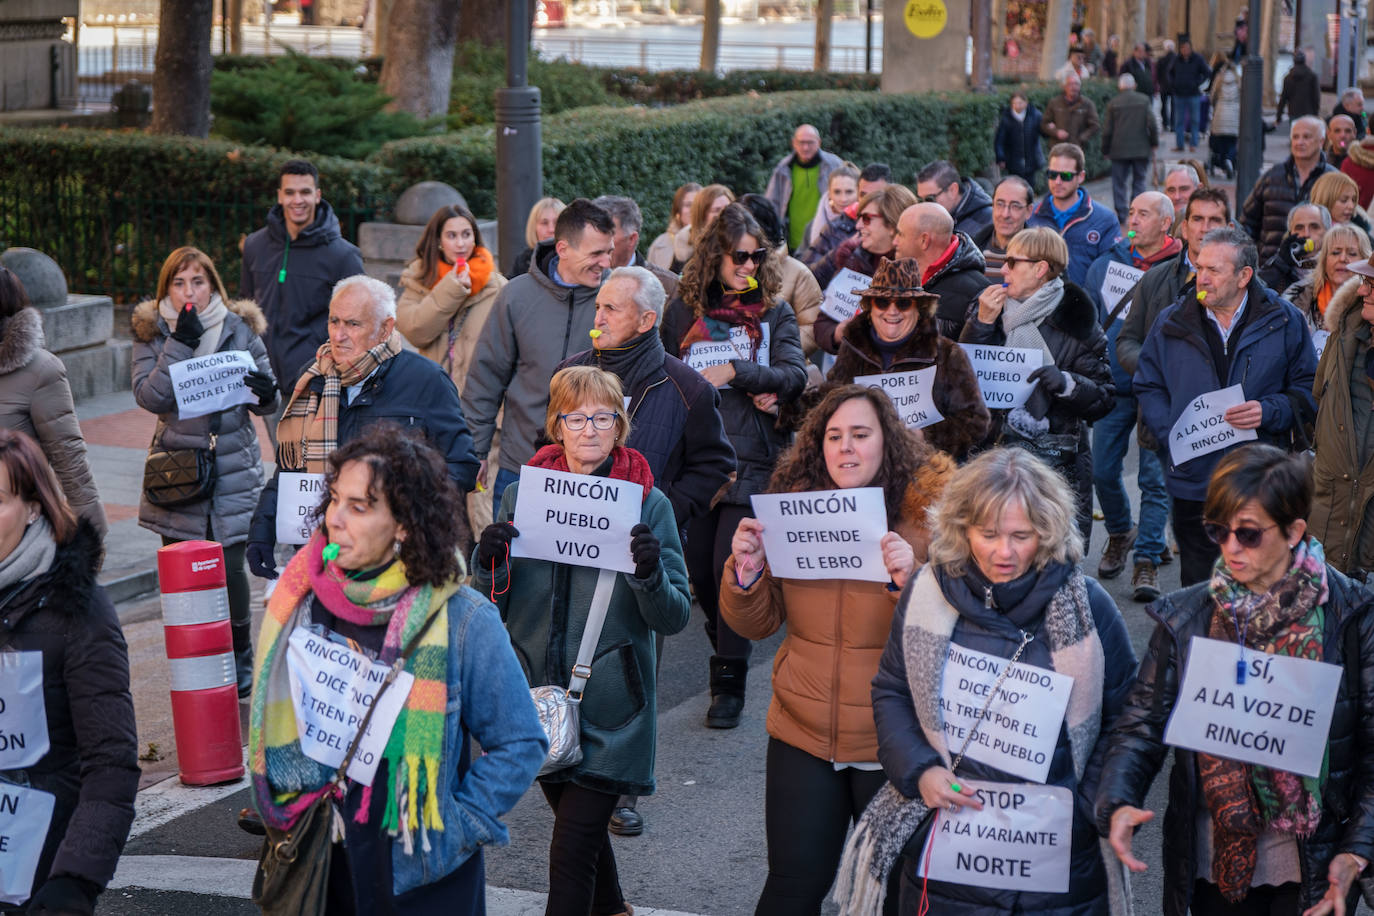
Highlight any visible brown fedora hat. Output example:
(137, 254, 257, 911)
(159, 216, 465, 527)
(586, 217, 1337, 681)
(853, 257, 938, 303)
(1348, 253, 1374, 280)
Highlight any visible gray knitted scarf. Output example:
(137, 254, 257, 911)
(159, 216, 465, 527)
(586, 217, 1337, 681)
(832, 563, 1132, 916)
(1000, 275, 1062, 368)
(0, 517, 56, 592)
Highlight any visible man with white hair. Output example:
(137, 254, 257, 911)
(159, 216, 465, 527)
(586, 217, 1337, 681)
(1241, 115, 1336, 260)
(1102, 71, 1159, 221)
(763, 123, 844, 252)
(1258, 202, 1330, 292)
(246, 274, 479, 578)
(1042, 72, 1100, 149)
(1330, 86, 1368, 140)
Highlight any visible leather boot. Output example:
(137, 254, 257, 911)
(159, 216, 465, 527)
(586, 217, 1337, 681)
(231, 621, 254, 698)
(706, 656, 746, 729)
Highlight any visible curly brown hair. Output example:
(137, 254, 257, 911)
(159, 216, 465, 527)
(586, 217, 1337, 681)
(768, 384, 931, 524)
(677, 202, 782, 315)
(317, 423, 464, 588)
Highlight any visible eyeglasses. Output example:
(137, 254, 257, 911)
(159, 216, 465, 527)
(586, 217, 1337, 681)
(1002, 256, 1039, 269)
(729, 248, 768, 265)
(1202, 521, 1278, 548)
(870, 298, 917, 312)
(994, 200, 1028, 213)
(558, 411, 618, 431)
(858, 212, 885, 226)
(1046, 170, 1080, 182)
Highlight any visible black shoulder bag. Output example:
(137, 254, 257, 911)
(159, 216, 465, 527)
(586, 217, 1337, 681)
(143, 413, 221, 508)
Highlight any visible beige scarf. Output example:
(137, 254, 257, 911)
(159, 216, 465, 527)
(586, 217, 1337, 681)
(159, 294, 228, 358)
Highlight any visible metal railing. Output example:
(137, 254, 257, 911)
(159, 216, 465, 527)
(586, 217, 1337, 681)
(532, 33, 881, 73)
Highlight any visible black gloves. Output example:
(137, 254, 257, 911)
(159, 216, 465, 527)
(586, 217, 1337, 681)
(630, 523, 661, 580)
(246, 541, 277, 579)
(243, 369, 276, 406)
(169, 304, 204, 348)
(1028, 364, 1068, 397)
(476, 523, 519, 568)
(28, 875, 99, 916)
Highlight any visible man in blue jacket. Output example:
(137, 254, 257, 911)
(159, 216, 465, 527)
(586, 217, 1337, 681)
(1134, 226, 1317, 586)
(1028, 142, 1120, 286)
(240, 159, 364, 398)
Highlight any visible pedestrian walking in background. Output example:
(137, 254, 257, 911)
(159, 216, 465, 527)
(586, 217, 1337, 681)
(0, 429, 138, 916)
(836, 447, 1135, 915)
(993, 91, 1046, 187)
(1157, 39, 1178, 131)
(1103, 72, 1159, 223)
(510, 197, 566, 278)
(1243, 116, 1336, 261)
(1042, 73, 1100, 150)
(672, 184, 735, 272)
(0, 267, 106, 539)
(1282, 224, 1368, 335)
(1121, 42, 1155, 98)
(473, 366, 691, 916)
(647, 182, 700, 270)
(132, 247, 278, 696)
(1276, 49, 1322, 124)
(1207, 52, 1241, 179)
(1167, 36, 1211, 153)
(764, 123, 844, 253)
(723, 384, 953, 915)
(250, 426, 546, 915)
(1101, 34, 1121, 77)
(1098, 444, 1374, 916)
(661, 203, 808, 728)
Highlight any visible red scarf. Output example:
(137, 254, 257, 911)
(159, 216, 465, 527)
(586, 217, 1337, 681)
(921, 237, 960, 285)
(1131, 236, 1183, 270)
(678, 282, 767, 361)
(527, 444, 655, 500)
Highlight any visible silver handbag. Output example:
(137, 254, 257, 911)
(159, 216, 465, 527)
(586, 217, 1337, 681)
(530, 568, 617, 777)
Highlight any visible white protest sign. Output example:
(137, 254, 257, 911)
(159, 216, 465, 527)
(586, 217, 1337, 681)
(820, 267, 871, 323)
(748, 487, 888, 583)
(958, 344, 1044, 409)
(1099, 261, 1144, 321)
(285, 627, 415, 786)
(168, 350, 257, 420)
(0, 652, 47, 770)
(853, 368, 944, 430)
(918, 780, 1073, 894)
(275, 472, 327, 546)
(0, 782, 55, 905)
(1312, 329, 1330, 362)
(510, 466, 639, 573)
(685, 325, 770, 380)
(939, 643, 1072, 783)
(1163, 635, 1341, 778)
(1168, 384, 1258, 467)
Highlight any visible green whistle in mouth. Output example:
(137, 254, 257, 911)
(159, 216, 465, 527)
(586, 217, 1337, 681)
(323, 543, 340, 562)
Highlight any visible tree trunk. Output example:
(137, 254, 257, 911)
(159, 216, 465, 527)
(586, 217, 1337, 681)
(1040, 0, 1072, 80)
(814, 0, 834, 71)
(971, 0, 992, 90)
(380, 0, 461, 119)
(458, 0, 507, 45)
(150, 0, 213, 136)
(701, 0, 720, 72)
(229, 0, 243, 53)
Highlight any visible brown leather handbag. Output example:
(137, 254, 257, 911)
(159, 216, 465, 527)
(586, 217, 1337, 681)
(142, 414, 220, 508)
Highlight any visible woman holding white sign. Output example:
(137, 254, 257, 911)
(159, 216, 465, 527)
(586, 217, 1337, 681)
(472, 366, 691, 916)
(132, 246, 279, 696)
(1097, 444, 1374, 916)
(0, 430, 137, 916)
(722, 384, 952, 914)
(836, 447, 1136, 915)
(660, 203, 808, 729)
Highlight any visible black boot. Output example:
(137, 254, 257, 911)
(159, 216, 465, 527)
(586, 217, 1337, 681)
(706, 656, 746, 729)
(231, 621, 254, 698)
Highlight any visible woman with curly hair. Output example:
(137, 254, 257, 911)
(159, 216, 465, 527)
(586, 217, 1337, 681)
(722, 384, 953, 914)
(661, 202, 809, 728)
(247, 424, 547, 914)
(472, 366, 691, 916)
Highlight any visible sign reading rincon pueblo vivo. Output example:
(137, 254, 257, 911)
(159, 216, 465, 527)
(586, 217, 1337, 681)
(957, 344, 1044, 409)
(510, 466, 639, 574)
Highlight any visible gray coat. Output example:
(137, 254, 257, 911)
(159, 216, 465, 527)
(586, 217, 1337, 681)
(1102, 89, 1159, 161)
(131, 298, 279, 544)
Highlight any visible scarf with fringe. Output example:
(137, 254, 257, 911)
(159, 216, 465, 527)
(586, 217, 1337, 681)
(678, 279, 767, 362)
(832, 563, 1132, 916)
(248, 532, 458, 852)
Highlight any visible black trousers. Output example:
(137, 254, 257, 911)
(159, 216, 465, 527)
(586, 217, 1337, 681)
(1173, 496, 1220, 587)
(540, 781, 625, 916)
(1191, 880, 1300, 914)
(754, 738, 900, 916)
(685, 503, 753, 661)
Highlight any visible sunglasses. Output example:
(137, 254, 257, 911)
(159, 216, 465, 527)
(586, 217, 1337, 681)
(858, 212, 885, 226)
(870, 298, 917, 312)
(1046, 170, 1080, 182)
(1202, 521, 1278, 548)
(729, 247, 768, 265)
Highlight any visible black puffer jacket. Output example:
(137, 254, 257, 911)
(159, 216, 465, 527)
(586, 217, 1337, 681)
(949, 180, 994, 239)
(1094, 567, 1374, 916)
(0, 521, 139, 908)
(927, 232, 994, 340)
(994, 102, 1047, 179)
(1241, 154, 1338, 261)
(660, 294, 807, 505)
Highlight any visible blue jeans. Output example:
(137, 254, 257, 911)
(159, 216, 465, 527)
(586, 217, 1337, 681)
(1092, 396, 1169, 563)
(1174, 94, 1202, 148)
(492, 467, 520, 515)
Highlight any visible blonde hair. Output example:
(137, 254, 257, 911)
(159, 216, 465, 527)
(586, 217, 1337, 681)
(524, 197, 567, 249)
(857, 184, 919, 232)
(926, 448, 1083, 576)
(545, 366, 631, 447)
(1311, 223, 1371, 293)
(1310, 171, 1361, 217)
(1006, 227, 1070, 281)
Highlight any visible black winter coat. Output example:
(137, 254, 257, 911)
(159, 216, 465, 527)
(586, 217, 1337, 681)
(798, 211, 856, 271)
(927, 232, 994, 341)
(873, 562, 1136, 915)
(1242, 154, 1338, 261)
(0, 521, 139, 904)
(1277, 63, 1322, 121)
(1116, 251, 1194, 378)
(561, 329, 736, 529)
(994, 103, 1047, 180)
(1094, 568, 1374, 916)
(1167, 52, 1212, 96)
(950, 180, 994, 239)
(810, 238, 891, 354)
(660, 296, 807, 505)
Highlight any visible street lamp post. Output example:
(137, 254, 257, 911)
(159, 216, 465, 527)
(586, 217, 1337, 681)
(495, 0, 542, 277)
(1234, 0, 1264, 208)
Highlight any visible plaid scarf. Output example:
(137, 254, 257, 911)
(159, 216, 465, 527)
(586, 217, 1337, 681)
(1200, 536, 1329, 902)
(678, 279, 767, 361)
(248, 532, 458, 852)
(275, 331, 405, 472)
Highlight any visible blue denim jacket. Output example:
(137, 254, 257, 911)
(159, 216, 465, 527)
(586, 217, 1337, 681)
(390, 585, 548, 896)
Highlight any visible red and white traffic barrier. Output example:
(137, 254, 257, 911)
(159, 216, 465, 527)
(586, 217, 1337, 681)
(156, 541, 244, 786)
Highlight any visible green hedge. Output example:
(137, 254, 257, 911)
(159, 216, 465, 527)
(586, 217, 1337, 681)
(600, 68, 880, 104)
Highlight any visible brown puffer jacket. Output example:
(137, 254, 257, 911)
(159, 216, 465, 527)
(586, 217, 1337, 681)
(718, 455, 955, 763)
(394, 253, 508, 389)
(0, 308, 106, 538)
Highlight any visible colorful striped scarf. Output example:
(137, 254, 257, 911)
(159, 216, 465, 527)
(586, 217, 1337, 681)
(248, 532, 457, 850)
